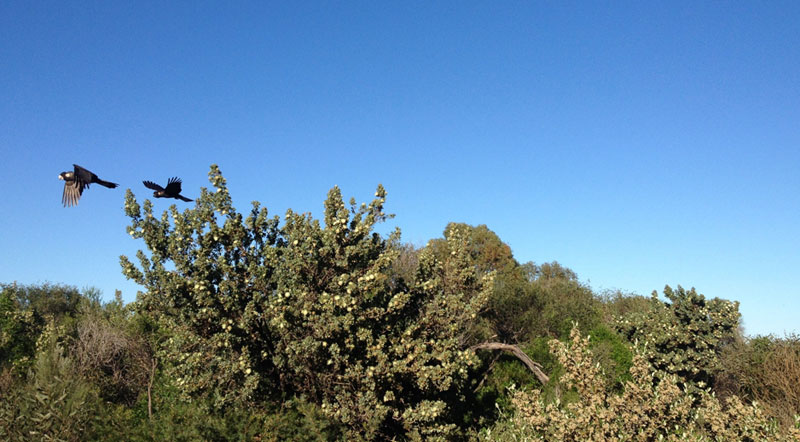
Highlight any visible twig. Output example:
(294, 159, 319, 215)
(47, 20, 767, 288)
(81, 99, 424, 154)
(148, 358, 157, 421)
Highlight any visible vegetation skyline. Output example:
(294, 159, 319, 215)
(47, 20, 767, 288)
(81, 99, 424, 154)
(2, 169, 798, 439)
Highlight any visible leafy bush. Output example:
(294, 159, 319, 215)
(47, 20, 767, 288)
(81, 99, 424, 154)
(531, 271, 601, 339)
(485, 326, 800, 441)
(123, 391, 340, 442)
(0, 283, 97, 375)
(587, 324, 633, 393)
(615, 285, 740, 392)
(2, 282, 83, 319)
(0, 286, 36, 373)
(0, 338, 101, 442)
(718, 334, 800, 428)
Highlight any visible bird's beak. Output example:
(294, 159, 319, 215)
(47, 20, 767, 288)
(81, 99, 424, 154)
(58, 175, 63, 180)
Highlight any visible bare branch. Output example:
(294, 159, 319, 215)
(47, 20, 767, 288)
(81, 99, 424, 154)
(471, 342, 550, 385)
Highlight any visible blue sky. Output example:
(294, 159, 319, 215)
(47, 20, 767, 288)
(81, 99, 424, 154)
(1, 1, 798, 337)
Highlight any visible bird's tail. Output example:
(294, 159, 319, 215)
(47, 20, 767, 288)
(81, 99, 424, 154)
(178, 195, 194, 202)
(96, 179, 119, 188)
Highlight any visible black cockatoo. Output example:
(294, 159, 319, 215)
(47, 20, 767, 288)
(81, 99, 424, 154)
(143, 177, 193, 202)
(58, 164, 119, 207)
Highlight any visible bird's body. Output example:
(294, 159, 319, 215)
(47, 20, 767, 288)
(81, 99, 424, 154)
(143, 177, 193, 202)
(58, 164, 118, 207)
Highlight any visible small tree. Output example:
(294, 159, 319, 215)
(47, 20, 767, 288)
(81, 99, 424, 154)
(120, 165, 493, 439)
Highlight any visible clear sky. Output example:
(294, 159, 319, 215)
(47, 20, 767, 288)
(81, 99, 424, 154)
(1, 2, 798, 337)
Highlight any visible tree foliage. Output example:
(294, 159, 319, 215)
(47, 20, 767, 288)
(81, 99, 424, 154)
(120, 165, 493, 439)
(615, 285, 740, 391)
(427, 224, 602, 343)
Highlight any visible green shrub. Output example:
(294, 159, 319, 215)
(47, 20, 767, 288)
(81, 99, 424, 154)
(588, 324, 633, 393)
(0, 283, 101, 375)
(0, 287, 36, 373)
(616, 285, 740, 392)
(485, 326, 800, 441)
(0, 338, 101, 442)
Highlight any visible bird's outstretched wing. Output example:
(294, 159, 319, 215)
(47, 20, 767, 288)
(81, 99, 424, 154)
(73, 164, 118, 188)
(164, 177, 183, 195)
(143, 180, 165, 192)
(62, 181, 82, 207)
(73, 164, 95, 185)
(60, 165, 89, 207)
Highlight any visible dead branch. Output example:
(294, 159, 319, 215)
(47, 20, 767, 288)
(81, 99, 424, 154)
(471, 342, 550, 385)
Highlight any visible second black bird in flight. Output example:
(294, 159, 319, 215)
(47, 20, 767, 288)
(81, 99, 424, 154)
(143, 177, 194, 202)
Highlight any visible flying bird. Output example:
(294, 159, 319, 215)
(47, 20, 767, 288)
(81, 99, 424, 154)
(58, 164, 119, 207)
(143, 177, 193, 202)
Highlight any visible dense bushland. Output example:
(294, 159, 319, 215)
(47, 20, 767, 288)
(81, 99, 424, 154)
(2, 165, 798, 440)
(484, 326, 800, 441)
